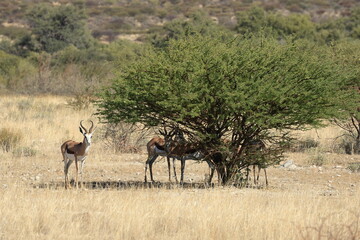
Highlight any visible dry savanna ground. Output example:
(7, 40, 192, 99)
(1, 95, 360, 240)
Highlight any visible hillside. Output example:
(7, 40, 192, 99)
(1, 0, 360, 42)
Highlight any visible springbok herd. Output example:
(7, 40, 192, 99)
(62, 120, 267, 189)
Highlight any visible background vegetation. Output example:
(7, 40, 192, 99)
(1, 0, 360, 95)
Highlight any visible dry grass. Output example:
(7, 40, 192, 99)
(1, 95, 360, 240)
(1, 185, 360, 240)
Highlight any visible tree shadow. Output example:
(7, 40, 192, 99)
(34, 180, 217, 190)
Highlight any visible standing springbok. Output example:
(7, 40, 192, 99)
(61, 120, 96, 189)
(144, 128, 215, 184)
(243, 139, 268, 186)
(144, 128, 183, 183)
(161, 129, 215, 184)
(144, 136, 171, 183)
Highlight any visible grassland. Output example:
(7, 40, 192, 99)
(1, 95, 360, 240)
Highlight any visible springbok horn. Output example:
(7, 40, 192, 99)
(169, 127, 177, 138)
(80, 120, 87, 133)
(159, 127, 168, 136)
(89, 120, 96, 133)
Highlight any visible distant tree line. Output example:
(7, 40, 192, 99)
(1, 4, 360, 95)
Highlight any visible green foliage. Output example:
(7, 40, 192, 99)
(315, 20, 344, 44)
(99, 36, 356, 129)
(149, 10, 231, 48)
(0, 34, 40, 57)
(0, 50, 19, 84)
(0, 25, 29, 40)
(267, 13, 316, 39)
(51, 45, 111, 66)
(328, 40, 360, 154)
(97, 35, 358, 183)
(342, 7, 360, 39)
(0, 50, 37, 90)
(107, 39, 147, 60)
(236, 7, 268, 35)
(236, 7, 316, 40)
(26, 3, 94, 53)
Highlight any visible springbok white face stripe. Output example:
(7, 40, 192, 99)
(83, 133, 93, 145)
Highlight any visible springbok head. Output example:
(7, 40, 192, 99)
(159, 126, 185, 150)
(79, 120, 96, 145)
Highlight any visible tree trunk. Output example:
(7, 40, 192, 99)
(354, 136, 360, 154)
(210, 152, 233, 185)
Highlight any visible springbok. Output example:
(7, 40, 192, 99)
(144, 128, 184, 183)
(144, 129, 215, 184)
(144, 136, 170, 183)
(243, 139, 268, 186)
(61, 120, 96, 189)
(161, 129, 215, 184)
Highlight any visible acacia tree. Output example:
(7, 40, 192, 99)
(97, 35, 358, 184)
(330, 40, 360, 154)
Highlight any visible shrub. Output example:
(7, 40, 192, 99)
(308, 151, 326, 166)
(332, 135, 359, 155)
(348, 162, 360, 172)
(103, 122, 152, 153)
(26, 3, 94, 53)
(340, 136, 356, 154)
(0, 128, 22, 152)
(0, 25, 29, 40)
(66, 93, 95, 110)
(291, 137, 319, 152)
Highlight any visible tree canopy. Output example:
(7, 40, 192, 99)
(97, 35, 359, 184)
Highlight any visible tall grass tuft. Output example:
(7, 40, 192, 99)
(307, 149, 327, 166)
(0, 128, 22, 152)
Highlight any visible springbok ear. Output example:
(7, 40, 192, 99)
(79, 127, 84, 134)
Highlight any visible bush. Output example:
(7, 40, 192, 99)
(291, 137, 319, 152)
(103, 122, 152, 153)
(66, 93, 95, 110)
(332, 135, 359, 155)
(308, 151, 326, 166)
(348, 162, 360, 172)
(0, 128, 22, 152)
(0, 50, 38, 91)
(340, 136, 356, 154)
(26, 3, 94, 53)
(0, 25, 29, 40)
